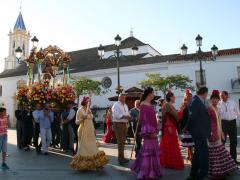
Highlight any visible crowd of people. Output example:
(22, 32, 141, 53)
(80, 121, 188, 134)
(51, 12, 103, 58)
(14, 101, 79, 155)
(130, 87, 239, 180)
(0, 86, 239, 179)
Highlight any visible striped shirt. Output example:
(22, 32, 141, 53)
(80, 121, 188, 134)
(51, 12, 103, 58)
(0, 117, 8, 135)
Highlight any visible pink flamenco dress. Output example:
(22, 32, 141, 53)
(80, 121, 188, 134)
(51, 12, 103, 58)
(160, 103, 184, 170)
(130, 104, 163, 179)
(102, 116, 115, 143)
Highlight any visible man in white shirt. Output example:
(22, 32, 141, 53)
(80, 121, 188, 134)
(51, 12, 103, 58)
(112, 93, 131, 164)
(32, 103, 42, 154)
(220, 91, 240, 164)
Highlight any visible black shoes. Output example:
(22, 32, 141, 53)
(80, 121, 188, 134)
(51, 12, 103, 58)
(1, 163, 9, 170)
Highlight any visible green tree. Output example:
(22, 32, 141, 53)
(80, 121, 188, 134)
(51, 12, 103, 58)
(72, 76, 105, 97)
(139, 73, 194, 98)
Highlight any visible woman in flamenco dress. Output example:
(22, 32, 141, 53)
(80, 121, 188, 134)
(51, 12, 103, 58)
(70, 96, 108, 170)
(102, 108, 115, 143)
(207, 90, 238, 179)
(160, 91, 184, 170)
(130, 87, 163, 179)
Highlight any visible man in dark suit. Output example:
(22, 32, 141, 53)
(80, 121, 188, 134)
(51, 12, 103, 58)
(186, 87, 211, 180)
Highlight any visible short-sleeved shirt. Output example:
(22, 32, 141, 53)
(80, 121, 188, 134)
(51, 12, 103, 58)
(0, 117, 8, 135)
(39, 110, 54, 129)
(33, 110, 41, 123)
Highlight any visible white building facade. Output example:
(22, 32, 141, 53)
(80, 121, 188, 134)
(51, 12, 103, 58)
(1, 12, 240, 126)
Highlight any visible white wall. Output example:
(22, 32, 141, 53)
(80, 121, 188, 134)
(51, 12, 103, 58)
(1, 54, 240, 127)
(0, 76, 25, 126)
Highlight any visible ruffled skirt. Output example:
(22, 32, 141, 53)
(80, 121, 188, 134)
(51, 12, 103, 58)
(208, 143, 238, 179)
(160, 126, 184, 169)
(181, 132, 194, 147)
(102, 130, 115, 143)
(70, 151, 108, 170)
(130, 138, 163, 179)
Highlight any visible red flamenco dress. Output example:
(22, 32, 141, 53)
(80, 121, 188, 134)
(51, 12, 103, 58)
(102, 116, 115, 143)
(160, 103, 184, 170)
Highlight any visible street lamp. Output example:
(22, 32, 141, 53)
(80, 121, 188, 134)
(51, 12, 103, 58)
(31, 36, 39, 48)
(15, 46, 23, 62)
(194, 34, 218, 86)
(195, 34, 203, 47)
(15, 36, 44, 86)
(15, 36, 40, 64)
(98, 34, 139, 94)
(180, 44, 188, 55)
(114, 34, 122, 47)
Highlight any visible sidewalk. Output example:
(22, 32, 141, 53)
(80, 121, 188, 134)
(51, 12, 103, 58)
(0, 129, 239, 180)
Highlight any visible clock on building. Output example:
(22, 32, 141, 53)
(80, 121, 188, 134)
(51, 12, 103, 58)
(101, 77, 112, 89)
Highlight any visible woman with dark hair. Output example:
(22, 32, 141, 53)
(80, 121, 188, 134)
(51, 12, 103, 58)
(102, 108, 115, 143)
(179, 89, 194, 163)
(160, 91, 184, 169)
(207, 90, 238, 179)
(70, 96, 108, 170)
(130, 87, 163, 179)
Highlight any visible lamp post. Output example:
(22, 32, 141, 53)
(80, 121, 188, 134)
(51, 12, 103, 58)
(15, 36, 39, 64)
(15, 36, 43, 86)
(181, 34, 218, 87)
(98, 34, 138, 95)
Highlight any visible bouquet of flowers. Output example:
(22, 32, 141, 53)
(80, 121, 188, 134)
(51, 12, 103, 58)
(16, 86, 28, 105)
(28, 82, 57, 106)
(55, 84, 76, 106)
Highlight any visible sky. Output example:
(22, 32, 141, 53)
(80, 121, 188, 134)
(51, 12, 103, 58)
(0, 0, 240, 72)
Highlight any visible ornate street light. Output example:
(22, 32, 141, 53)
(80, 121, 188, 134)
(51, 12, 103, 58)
(114, 34, 122, 47)
(195, 34, 203, 47)
(180, 44, 188, 55)
(211, 44, 218, 57)
(15, 36, 42, 86)
(98, 34, 138, 94)
(15, 46, 23, 61)
(194, 34, 218, 86)
(31, 36, 39, 48)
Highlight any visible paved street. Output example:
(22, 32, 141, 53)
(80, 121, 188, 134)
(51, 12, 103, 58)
(0, 129, 240, 180)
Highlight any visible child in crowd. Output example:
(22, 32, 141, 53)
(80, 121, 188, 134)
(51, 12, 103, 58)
(0, 107, 10, 170)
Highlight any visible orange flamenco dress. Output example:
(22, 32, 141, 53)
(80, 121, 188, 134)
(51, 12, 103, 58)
(160, 103, 184, 170)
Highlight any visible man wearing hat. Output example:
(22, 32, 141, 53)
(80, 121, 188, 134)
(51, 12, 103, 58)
(112, 93, 131, 164)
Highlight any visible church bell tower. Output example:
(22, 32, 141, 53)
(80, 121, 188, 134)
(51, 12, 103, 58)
(5, 11, 31, 70)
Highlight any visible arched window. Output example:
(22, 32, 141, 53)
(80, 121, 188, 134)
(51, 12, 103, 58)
(0, 85, 2, 97)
